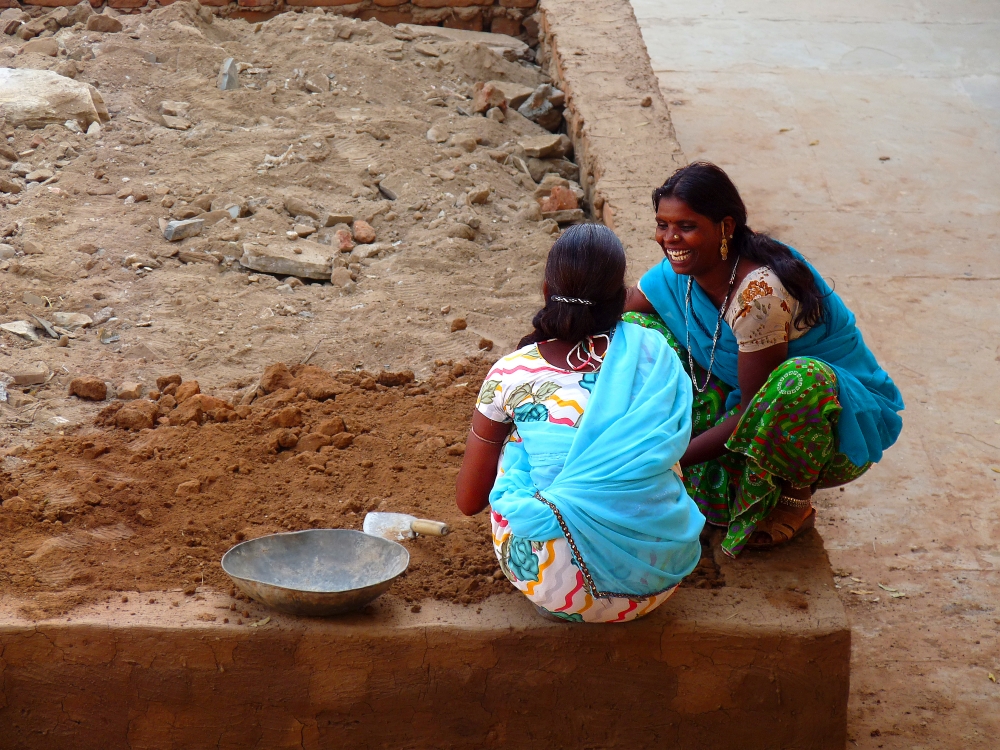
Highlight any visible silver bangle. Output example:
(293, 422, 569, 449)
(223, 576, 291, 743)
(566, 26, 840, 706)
(470, 426, 506, 446)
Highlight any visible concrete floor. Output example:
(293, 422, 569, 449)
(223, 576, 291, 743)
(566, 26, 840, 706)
(629, 1, 1000, 747)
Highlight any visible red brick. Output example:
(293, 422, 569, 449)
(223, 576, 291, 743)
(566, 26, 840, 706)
(22, 0, 80, 6)
(358, 7, 413, 23)
(285, 0, 362, 5)
(412, 0, 489, 8)
(372, 0, 407, 6)
(500, 0, 536, 7)
(0, 0, 20, 7)
(195, 0, 228, 7)
(107, 0, 147, 7)
(237, 0, 275, 7)
(88, 0, 104, 7)
(490, 14, 521, 35)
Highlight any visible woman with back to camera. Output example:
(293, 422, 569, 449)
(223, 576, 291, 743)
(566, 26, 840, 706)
(455, 224, 705, 623)
(625, 161, 904, 557)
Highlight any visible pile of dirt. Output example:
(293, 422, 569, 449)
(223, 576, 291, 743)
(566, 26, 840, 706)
(0, 357, 514, 618)
(1, 355, 721, 619)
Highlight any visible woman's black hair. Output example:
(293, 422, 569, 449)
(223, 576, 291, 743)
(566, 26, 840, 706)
(652, 161, 825, 329)
(518, 223, 627, 348)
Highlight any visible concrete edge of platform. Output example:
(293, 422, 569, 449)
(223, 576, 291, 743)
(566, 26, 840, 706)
(537, 0, 686, 270)
(0, 531, 849, 749)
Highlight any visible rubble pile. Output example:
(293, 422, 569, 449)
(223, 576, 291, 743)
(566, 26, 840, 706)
(0, 1, 590, 445)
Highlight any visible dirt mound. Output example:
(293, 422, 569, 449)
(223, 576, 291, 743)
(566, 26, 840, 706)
(1, 353, 721, 619)
(0, 4, 575, 458)
(0, 358, 516, 618)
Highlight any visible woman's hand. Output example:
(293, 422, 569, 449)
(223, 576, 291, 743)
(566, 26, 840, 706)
(455, 411, 511, 516)
(680, 342, 788, 468)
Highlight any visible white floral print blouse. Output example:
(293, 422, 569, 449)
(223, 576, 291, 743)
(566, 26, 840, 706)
(475, 343, 598, 428)
(723, 266, 809, 352)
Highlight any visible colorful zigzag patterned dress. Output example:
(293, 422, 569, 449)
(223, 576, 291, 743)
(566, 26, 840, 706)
(476, 343, 677, 623)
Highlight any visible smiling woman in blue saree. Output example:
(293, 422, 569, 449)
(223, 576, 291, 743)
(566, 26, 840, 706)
(625, 162, 904, 557)
(455, 224, 705, 623)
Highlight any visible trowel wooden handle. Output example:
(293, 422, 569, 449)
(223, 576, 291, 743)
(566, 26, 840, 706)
(410, 519, 450, 536)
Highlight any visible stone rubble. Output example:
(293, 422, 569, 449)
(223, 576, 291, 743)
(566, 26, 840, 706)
(217, 58, 240, 91)
(517, 84, 565, 132)
(0, 68, 109, 130)
(0, 321, 39, 341)
(69, 376, 108, 401)
(0, 3, 594, 474)
(240, 240, 334, 280)
(85, 14, 122, 34)
(11, 361, 48, 386)
(162, 219, 204, 242)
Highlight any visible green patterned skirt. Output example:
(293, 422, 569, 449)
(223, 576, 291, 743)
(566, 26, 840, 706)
(623, 312, 869, 556)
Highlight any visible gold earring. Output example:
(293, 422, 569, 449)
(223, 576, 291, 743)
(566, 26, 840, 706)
(720, 236, 729, 261)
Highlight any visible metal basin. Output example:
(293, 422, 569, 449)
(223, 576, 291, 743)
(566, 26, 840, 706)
(221, 529, 409, 617)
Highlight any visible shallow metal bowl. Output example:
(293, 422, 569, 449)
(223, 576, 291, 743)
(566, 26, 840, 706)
(221, 529, 410, 617)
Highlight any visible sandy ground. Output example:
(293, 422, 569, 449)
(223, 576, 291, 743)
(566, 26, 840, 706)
(631, 0, 1000, 747)
(0, 2, 573, 449)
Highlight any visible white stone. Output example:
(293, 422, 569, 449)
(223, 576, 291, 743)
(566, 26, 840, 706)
(426, 124, 449, 143)
(218, 57, 240, 91)
(0, 320, 38, 341)
(0, 69, 109, 130)
(92, 307, 114, 325)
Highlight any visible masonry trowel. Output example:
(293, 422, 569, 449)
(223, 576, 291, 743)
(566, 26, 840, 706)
(362, 512, 450, 541)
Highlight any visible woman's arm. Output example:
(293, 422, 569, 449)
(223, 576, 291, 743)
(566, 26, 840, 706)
(624, 285, 655, 314)
(679, 342, 788, 468)
(455, 411, 512, 516)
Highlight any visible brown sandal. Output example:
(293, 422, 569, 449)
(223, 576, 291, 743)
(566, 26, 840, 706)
(745, 503, 816, 550)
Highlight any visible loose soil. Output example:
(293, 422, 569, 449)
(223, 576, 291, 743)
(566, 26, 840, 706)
(0, 359, 722, 618)
(0, 1, 725, 620)
(0, 359, 514, 617)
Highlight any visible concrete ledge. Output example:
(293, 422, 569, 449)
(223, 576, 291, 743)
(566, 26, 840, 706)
(537, 0, 685, 265)
(0, 531, 848, 749)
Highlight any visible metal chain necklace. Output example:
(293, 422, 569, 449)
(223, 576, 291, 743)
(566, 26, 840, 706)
(684, 256, 741, 393)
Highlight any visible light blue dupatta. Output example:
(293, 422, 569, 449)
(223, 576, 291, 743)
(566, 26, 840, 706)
(489, 321, 705, 598)
(639, 249, 904, 467)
